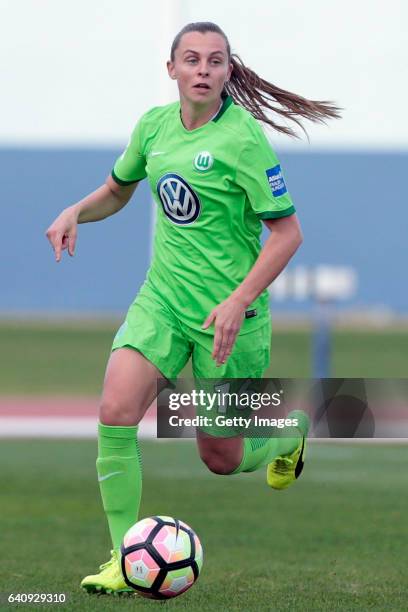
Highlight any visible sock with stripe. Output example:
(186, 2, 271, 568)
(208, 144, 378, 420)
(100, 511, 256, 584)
(96, 422, 142, 551)
(232, 410, 309, 474)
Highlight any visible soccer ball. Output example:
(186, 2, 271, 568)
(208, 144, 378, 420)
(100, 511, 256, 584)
(121, 516, 203, 599)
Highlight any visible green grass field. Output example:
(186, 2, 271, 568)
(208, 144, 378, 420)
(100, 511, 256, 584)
(1, 320, 407, 609)
(0, 321, 407, 394)
(1, 440, 408, 611)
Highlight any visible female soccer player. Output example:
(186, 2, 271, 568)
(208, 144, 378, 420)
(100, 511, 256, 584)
(46, 22, 341, 595)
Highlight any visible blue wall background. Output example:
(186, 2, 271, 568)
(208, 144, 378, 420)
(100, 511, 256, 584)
(1, 148, 406, 315)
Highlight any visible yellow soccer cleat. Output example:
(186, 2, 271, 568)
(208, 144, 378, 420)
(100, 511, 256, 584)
(81, 549, 133, 595)
(267, 437, 306, 490)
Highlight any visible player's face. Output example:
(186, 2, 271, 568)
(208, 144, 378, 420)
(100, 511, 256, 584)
(168, 31, 232, 106)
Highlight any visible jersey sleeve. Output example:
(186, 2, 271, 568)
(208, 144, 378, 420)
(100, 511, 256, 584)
(111, 118, 147, 185)
(235, 122, 296, 219)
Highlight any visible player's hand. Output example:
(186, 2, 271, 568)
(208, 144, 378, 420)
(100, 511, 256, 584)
(45, 207, 79, 262)
(202, 296, 246, 366)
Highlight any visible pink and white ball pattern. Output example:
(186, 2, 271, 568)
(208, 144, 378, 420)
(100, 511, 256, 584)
(121, 516, 203, 599)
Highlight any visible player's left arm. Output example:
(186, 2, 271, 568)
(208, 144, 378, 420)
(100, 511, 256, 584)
(202, 213, 302, 366)
(232, 213, 303, 308)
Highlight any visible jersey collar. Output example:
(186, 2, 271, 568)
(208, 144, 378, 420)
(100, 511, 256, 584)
(212, 95, 233, 122)
(178, 95, 234, 133)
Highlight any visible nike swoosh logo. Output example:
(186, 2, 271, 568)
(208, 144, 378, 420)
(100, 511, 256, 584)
(150, 151, 165, 157)
(98, 471, 124, 482)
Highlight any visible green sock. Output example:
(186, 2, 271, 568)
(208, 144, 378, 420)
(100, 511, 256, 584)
(232, 410, 309, 474)
(96, 422, 142, 551)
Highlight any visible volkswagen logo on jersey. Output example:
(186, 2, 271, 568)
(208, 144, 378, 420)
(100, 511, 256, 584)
(193, 151, 214, 172)
(157, 173, 201, 225)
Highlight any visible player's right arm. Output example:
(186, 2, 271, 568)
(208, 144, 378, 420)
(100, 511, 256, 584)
(45, 177, 139, 262)
(46, 114, 148, 262)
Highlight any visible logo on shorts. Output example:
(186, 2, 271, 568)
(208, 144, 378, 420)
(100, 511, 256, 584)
(157, 173, 201, 225)
(194, 151, 213, 171)
(266, 165, 287, 197)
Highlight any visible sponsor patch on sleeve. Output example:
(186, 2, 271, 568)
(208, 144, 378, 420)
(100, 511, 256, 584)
(266, 165, 287, 197)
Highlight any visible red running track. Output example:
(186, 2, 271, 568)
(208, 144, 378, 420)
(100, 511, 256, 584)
(0, 397, 157, 438)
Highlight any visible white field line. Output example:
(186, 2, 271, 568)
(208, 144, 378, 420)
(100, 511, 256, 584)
(0, 417, 155, 439)
(1, 417, 408, 443)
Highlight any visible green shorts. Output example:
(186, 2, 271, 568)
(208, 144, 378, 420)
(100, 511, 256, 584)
(111, 285, 271, 380)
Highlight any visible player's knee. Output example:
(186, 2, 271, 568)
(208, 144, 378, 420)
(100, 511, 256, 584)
(99, 397, 137, 426)
(199, 450, 238, 475)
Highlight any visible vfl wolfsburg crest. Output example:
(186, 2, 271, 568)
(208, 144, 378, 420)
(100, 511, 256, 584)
(193, 151, 214, 172)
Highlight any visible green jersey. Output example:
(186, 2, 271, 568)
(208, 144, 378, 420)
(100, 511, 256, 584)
(112, 95, 295, 336)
